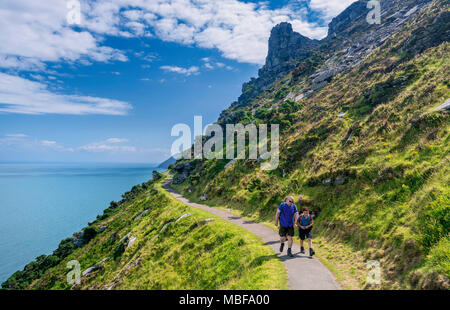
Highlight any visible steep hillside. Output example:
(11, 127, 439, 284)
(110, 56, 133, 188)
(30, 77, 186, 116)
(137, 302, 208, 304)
(170, 0, 449, 289)
(1, 173, 287, 290)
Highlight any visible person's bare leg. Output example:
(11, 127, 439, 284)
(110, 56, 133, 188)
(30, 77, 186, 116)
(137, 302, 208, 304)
(279, 236, 286, 252)
(300, 239, 304, 248)
(308, 238, 315, 256)
(287, 236, 293, 249)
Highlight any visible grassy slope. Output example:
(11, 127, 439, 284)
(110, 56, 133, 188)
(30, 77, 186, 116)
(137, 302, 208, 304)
(171, 2, 449, 290)
(8, 175, 287, 290)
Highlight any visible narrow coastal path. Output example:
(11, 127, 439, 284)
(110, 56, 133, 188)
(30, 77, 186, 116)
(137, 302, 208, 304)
(163, 181, 341, 290)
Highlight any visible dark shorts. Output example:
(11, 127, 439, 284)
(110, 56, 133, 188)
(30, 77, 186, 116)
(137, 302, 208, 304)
(279, 226, 294, 237)
(299, 228, 312, 240)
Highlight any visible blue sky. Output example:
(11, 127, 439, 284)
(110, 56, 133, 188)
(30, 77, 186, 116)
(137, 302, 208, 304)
(0, 0, 356, 164)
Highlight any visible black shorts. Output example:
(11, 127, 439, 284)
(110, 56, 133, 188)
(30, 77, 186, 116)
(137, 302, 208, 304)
(279, 226, 294, 237)
(299, 228, 312, 240)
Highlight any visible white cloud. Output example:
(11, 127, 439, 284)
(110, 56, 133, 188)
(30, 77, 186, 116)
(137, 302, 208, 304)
(0, 72, 132, 115)
(0, 0, 356, 71)
(78, 0, 334, 65)
(160, 65, 200, 76)
(0, 0, 128, 71)
(201, 58, 232, 70)
(106, 138, 128, 143)
(78, 138, 137, 153)
(0, 134, 73, 152)
(308, 0, 358, 20)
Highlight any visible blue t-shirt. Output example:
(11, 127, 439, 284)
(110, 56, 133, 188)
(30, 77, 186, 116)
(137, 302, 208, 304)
(278, 202, 298, 228)
(298, 213, 313, 227)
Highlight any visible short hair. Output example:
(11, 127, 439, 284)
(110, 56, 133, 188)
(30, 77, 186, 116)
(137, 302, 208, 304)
(285, 196, 295, 203)
(302, 207, 309, 212)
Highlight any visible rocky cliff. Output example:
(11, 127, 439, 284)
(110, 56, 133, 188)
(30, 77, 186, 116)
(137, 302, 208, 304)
(223, 0, 438, 122)
(172, 0, 449, 289)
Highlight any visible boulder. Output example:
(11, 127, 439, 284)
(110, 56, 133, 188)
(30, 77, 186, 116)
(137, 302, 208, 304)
(199, 218, 216, 226)
(225, 159, 236, 169)
(160, 222, 172, 233)
(127, 236, 137, 248)
(99, 225, 107, 233)
(334, 175, 347, 186)
(434, 98, 450, 111)
(176, 213, 191, 223)
(200, 194, 208, 201)
(322, 178, 332, 186)
(134, 209, 149, 221)
(119, 233, 131, 244)
(82, 264, 103, 277)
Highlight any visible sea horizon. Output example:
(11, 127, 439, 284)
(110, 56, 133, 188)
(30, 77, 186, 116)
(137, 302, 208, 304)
(0, 162, 165, 285)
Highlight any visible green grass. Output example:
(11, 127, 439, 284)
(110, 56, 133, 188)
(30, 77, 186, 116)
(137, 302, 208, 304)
(169, 4, 450, 290)
(5, 175, 287, 290)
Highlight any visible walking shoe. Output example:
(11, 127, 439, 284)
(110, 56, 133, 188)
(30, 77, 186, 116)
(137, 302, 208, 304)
(300, 247, 305, 254)
(287, 248, 293, 257)
(279, 242, 285, 253)
(309, 248, 315, 257)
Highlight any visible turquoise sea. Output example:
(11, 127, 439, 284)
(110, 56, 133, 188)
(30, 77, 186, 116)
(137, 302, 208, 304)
(0, 163, 164, 285)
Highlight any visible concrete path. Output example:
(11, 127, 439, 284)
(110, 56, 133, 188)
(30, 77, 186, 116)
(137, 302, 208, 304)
(163, 181, 341, 290)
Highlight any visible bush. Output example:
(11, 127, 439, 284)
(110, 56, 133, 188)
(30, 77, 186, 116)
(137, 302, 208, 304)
(82, 227, 99, 244)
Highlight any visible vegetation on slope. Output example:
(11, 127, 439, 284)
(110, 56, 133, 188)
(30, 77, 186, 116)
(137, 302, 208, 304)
(169, 1, 449, 289)
(2, 173, 287, 290)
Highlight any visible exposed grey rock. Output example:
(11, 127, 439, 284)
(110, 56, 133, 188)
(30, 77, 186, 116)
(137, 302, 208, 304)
(160, 222, 172, 233)
(134, 209, 150, 221)
(405, 5, 418, 17)
(338, 112, 347, 118)
(82, 264, 103, 277)
(99, 225, 107, 233)
(312, 67, 337, 84)
(127, 236, 137, 248)
(334, 175, 347, 186)
(225, 159, 236, 169)
(434, 99, 450, 111)
(322, 178, 332, 186)
(199, 218, 216, 226)
(119, 233, 131, 244)
(200, 194, 208, 201)
(176, 213, 191, 222)
(295, 93, 305, 102)
(311, 80, 328, 91)
(234, 22, 319, 105)
(257, 152, 270, 162)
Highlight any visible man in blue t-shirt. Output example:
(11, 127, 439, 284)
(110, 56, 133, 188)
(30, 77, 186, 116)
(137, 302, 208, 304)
(275, 196, 298, 257)
(296, 207, 315, 257)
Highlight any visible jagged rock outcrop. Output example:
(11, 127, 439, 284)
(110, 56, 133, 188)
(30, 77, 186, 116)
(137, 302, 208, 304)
(236, 22, 319, 106)
(219, 0, 436, 122)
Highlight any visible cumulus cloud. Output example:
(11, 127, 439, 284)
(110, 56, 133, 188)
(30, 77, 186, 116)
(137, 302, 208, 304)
(160, 65, 200, 76)
(308, 0, 358, 20)
(0, 0, 128, 71)
(0, 0, 357, 70)
(0, 72, 132, 115)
